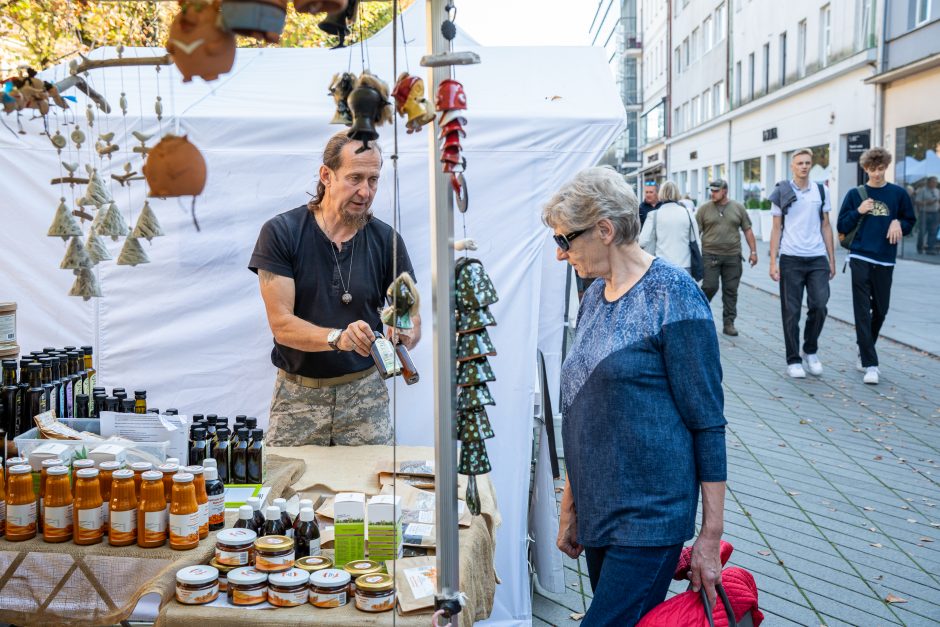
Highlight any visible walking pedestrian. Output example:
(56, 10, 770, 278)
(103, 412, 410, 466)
(836, 147, 916, 385)
(767, 149, 836, 378)
(639, 182, 663, 227)
(696, 179, 758, 336)
(639, 181, 702, 275)
(914, 176, 939, 254)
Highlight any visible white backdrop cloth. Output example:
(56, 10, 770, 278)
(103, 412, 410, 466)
(0, 45, 623, 625)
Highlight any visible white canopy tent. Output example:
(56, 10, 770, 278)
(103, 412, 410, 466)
(0, 42, 623, 625)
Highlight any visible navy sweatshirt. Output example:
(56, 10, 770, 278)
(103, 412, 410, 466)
(837, 183, 916, 264)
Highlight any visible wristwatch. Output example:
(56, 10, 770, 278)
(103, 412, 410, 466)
(327, 328, 343, 351)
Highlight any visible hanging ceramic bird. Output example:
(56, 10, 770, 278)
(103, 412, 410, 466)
(94, 202, 129, 241)
(131, 201, 165, 241)
(117, 236, 150, 266)
(132, 131, 153, 157)
(47, 198, 83, 240)
(69, 268, 102, 301)
(85, 232, 112, 265)
(59, 236, 93, 272)
(62, 161, 78, 175)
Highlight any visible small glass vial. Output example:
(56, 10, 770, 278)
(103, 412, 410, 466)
(109, 469, 137, 546)
(42, 465, 73, 543)
(184, 465, 209, 539)
(138, 470, 168, 548)
(354, 573, 396, 612)
(215, 528, 257, 567)
(169, 472, 199, 550)
(253, 535, 294, 573)
(267, 568, 310, 607)
(227, 567, 268, 606)
(175, 565, 219, 605)
(309, 569, 350, 608)
(74, 468, 104, 545)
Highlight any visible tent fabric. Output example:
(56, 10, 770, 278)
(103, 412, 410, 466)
(0, 44, 623, 625)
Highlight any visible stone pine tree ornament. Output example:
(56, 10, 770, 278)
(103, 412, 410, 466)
(85, 232, 112, 265)
(69, 268, 102, 301)
(131, 201, 165, 241)
(59, 236, 93, 272)
(94, 202, 130, 241)
(47, 198, 82, 240)
(117, 236, 150, 266)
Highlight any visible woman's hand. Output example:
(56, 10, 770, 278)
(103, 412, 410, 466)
(690, 532, 722, 607)
(556, 479, 582, 559)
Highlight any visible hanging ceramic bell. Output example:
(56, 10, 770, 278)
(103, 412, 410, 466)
(456, 329, 497, 362)
(69, 268, 102, 301)
(117, 236, 150, 266)
(167, 0, 236, 83)
(94, 202, 130, 241)
(143, 135, 207, 197)
(391, 73, 435, 133)
(456, 383, 495, 412)
(85, 232, 112, 265)
(294, 0, 347, 15)
(455, 258, 499, 312)
(47, 198, 82, 240)
(346, 71, 392, 148)
(328, 72, 356, 125)
(457, 409, 495, 443)
(220, 0, 289, 43)
(457, 358, 495, 387)
(457, 439, 492, 476)
(456, 306, 497, 334)
(59, 236, 93, 272)
(77, 165, 113, 208)
(380, 272, 419, 329)
(131, 201, 165, 241)
(317, 0, 359, 47)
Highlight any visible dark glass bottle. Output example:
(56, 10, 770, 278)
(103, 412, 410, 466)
(294, 507, 321, 559)
(205, 467, 225, 532)
(232, 428, 250, 483)
(104, 396, 120, 413)
(147, 408, 160, 414)
(121, 399, 135, 413)
(47, 355, 65, 416)
(82, 348, 98, 415)
(233, 505, 257, 533)
(17, 358, 32, 433)
(205, 419, 218, 447)
(92, 393, 107, 418)
(2, 359, 20, 437)
(113, 388, 127, 404)
(66, 351, 82, 416)
(25, 362, 46, 432)
(39, 357, 56, 417)
(246, 496, 265, 530)
(164, 408, 179, 415)
(212, 427, 231, 484)
(134, 391, 147, 414)
(260, 506, 285, 538)
(74, 394, 90, 418)
(189, 427, 208, 466)
(246, 428, 264, 483)
(206, 414, 218, 423)
(396, 343, 420, 385)
(232, 416, 246, 445)
(273, 498, 293, 538)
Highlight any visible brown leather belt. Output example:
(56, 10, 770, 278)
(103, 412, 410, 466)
(278, 367, 374, 389)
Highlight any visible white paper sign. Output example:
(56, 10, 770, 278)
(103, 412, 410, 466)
(99, 412, 189, 462)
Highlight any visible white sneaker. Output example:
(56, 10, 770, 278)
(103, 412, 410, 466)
(802, 353, 823, 376)
(864, 366, 880, 385)
(787, 364, 807, 379)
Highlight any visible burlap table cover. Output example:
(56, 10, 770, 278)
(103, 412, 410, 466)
(0, 456, 304, 627)
(158, 445, 499, 627)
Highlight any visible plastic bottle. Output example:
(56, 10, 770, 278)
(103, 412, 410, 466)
(74, 468, 104, 545)
(138, 470, 168, 548)
(205, 467, 225, 532)
(273, 498, 293, 539)
(233, 504, 257, 533)
(169, 472, 199, 551)
(186, 465, 209, 539)
(109, 469, 138, 546)
(294, 507, 321, 559)
(246, 496, 265, 530)
(42, 465, 73, 543)
(5, 464, 37, 541)
(260, 505, 285, 538)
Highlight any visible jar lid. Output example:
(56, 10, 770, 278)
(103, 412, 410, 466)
(157, 463, 179, 473)
(254, 535, 293, 552)
(8, 464, 31, 475)
(131, 462, 153, 471)
(76, 468, 99, 478)
(209, 557, 238, 574)
(227, 567, 268, 586)
(310, 569, 351, 587)
(216, 528, 257, 545)
(296, 556, 333, 572)
(344, 560, 382, 576)
(112, 469, 134, 479)
(42, 458, 64, 467)
(73, 459, 95, 468)
(141, 470, 163, 481)
(176, 565, 219, 586)
(47, 465, 69, 476)
(173, 472, 194, 483)
(355, 573, 395, 592)
(98, 461, 122, 471)
(268, 568, 310, 586)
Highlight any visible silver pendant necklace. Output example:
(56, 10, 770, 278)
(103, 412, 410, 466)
(319, 210, 355, 305)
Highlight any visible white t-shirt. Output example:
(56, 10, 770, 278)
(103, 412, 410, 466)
(771, 181, 830, 257)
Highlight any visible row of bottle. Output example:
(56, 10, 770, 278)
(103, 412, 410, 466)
(232, 496, 321, 560)
(1, 345, 97, 437)
(188, 415, 264, 485)
(0, 457, 223, 550)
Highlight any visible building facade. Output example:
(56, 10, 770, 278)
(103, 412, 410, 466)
(638, 0, 670, 185)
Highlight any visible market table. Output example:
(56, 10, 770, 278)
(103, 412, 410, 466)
(0, 456, 304, 627)
(157, 444, 500, 627)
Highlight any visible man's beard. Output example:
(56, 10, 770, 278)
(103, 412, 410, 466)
(340, 205, 372, 230)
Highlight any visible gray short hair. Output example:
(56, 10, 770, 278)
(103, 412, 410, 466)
(659, 181, 681, 202)
(541, 166, 640, 245)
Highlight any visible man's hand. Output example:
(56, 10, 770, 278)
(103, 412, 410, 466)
(829, 259, 837, 280)
(338, 320, 375, 357)
(887, 219, 903, 245)
(748, 251, 758, 267)
(769, 262, 780, 282)
(858, 198, 874, 215)
(690, 532, 722, 608)
(557, 504, 582, 559)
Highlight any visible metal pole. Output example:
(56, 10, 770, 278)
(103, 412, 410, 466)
(426, 0, 461, 621)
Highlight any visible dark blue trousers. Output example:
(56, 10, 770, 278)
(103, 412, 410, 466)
(779, 254, 830, 365)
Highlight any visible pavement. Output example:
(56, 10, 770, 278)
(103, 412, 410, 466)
(533, 260, 940, 626)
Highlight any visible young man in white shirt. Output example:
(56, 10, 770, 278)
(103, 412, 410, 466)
(768, 149, 836, 378)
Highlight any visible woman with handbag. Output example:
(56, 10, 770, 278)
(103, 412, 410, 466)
(543, 167, 727, 626)
(638, 181, 703, 279)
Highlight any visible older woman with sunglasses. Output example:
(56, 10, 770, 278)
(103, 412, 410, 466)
(544, 167, 727, 626)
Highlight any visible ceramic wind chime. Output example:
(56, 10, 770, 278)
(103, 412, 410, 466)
(436, 78, 469, 212)
(166, 0, 236, 83)
(454, 257, 499, 516)
(392, 73, 435, 134)
(346, 71, 393, 150)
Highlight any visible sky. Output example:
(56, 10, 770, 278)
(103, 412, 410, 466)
(457, 0, 600, 47)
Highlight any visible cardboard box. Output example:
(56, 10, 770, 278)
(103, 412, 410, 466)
(88, 443, 127, 466)
(333, 492, 365, 567)
(27, 441, 72, 471)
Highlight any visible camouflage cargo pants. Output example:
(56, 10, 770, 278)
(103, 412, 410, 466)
(267, 368, 391, 446)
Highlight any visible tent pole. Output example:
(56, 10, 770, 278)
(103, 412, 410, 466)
(426, 0, 461, 622)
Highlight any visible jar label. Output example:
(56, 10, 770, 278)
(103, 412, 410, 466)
(208, 493, 225, 526)
(231, 587, 267, 605)
(311, 590, 347, 608)
(110, 508, 137, 543)
(198, 502, 208, 529)
(216, 548, 250, 566)
(255, 553, 294, 570)
(8, 502, 37, 527)
(268, 588, 308, 607)
(169, 512, 199, 544)
(76, 507, 104, 541)
(145, 509, 169, 533)
(44, 504, 74, 535)
(356, 591, 396, 612)
(0, 499, 6, 523)
(176, 582, 219, 605)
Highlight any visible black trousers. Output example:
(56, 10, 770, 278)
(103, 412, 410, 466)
(779, 255, 830, 365)
(850, 258, 894, 368)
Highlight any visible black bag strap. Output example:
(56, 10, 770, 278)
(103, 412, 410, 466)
(816, 183, 825, 222)
(699, 583, 738, 627)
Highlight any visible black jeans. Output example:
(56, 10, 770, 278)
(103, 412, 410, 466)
(701, 254, 742, 325)
(850, 258, 894, 368)
(779, 255, 830, 365)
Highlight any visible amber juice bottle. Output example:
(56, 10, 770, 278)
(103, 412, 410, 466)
(6, 464, 37, 541)
(109, 469, 138, 546)
(43, 466, 73, 543)
(74, 468, 104, 545)
(158, 462, 179, 503)
(131, 462, 153, 498)
(169, 472, 200, 551)
(98, 460, 121, 535)
(185, 465, 209, 539)
(0, 466, 6, 537)
(40, 457, 64, 529)
(138, 470, 168, 548)
(71, 460, 95, 497)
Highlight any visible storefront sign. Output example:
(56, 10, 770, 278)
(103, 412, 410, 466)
(690, 151, 698, 160)
(847, 132, 870, 163)
(762, 127, 778, 141)
(647, 152, 659, 163)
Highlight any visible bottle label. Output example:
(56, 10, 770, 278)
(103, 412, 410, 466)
(232, 587, 267, 605)
(308, 537, 322, 556)
(373, 338, 401, 375)
(0, 499, 6, 523)
(176, 582, 219, 605)
(88, 372, 96, 414)
(198, 502, 208, 530)
(76, 507, 103, 541)
(64, 381, 73, 417)
(44, 504, 74, 537)
(143, 509, 169, 544)
(39, 395, 47, 413)
(110, 508, 137, 543)
(356, 590, 396, 612)
(215, 547, 250, 566)
(169, 512, 199, 545)
(255, 552, 294, 569)
(208, 493, 226, 527)
(268, 587, 308, 607)
(7, 501, 37, 528)
(311, 590, 347, 608)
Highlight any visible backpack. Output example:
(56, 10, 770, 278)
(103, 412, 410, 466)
(838, 185, 868, 250)
(780, 182, 826, 231)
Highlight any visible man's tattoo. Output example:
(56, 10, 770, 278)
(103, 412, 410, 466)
(259, 269, 278, 286)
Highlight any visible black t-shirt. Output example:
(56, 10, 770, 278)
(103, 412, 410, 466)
(248, 205, 415, 378)
(639, 200, 663, 226)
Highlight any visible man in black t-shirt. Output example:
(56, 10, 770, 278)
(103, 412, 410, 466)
(249, 132, 420, 446)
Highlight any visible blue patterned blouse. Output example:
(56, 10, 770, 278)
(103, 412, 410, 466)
(561, 258, 727, 547)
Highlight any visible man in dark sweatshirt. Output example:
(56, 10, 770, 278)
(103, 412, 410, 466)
(837, 147, 916, 385)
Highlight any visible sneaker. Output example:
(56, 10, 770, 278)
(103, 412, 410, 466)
(802, 353, 823, 376)
(787, 364, 807, 379)
(863, 366, 880, 385)
(723, 324, 739, 337)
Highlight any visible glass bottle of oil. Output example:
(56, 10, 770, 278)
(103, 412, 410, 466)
(82, 346, 96, 415)
(232, 428, 250, 483)
(25, 363, 46, 430)
(1, 359, 19, 438)
(134, 390, 147, 414)
(246, 428, 264, 484)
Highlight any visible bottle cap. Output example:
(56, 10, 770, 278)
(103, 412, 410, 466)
(247, 496, 261, 511)
(165, 408, 179, 415)
(184, 465, 204, 475)
(192, 414, 205, 422)
(176, 565, 219, 586)
(142, 470, 163, 481)
(82, 345, 94, 353)
(112, 387, 126, 394)
(299, 498, 313, 510)
(73, 459, 95, 469)
(237, 428, 250, 438)
(251, 428, 263, 440)
(273, 497, 287, 512)
(246, 417, 258, 428)
(217, 427, 230, 437)
(238, 505, 253, 520)
(173, 472, 194, 483)
(134, 390, 146, 398)
(47, 465, 69, 476)
(112, 469, 134, 479)
(204, 467, 218, 481)
(206, 414, 218, 420)
(299, 507, 315, 522)
(268, 568, 310, 587)
(148, 408, 160, 414)
(158, 463, 179, 474)
(166, 458, 180, 465)
(265, 505, 280, 520)
(93, 386, 106, 393)
(202, 458, 217, 470)
(76, 393, 89, 403)
(99, 461, 122, 471)
(235, 415, 247, 421)
(193, 427, 206, 438)
(227, 567, 267, 586)
(9, 464, 32, 475)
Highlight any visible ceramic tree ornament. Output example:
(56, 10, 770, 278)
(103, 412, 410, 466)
(69, 268, 102, 301)
(94, 202, 130, 241)
(131, 201, 165, 241)
(85, 232, 112, 265)
(117, 236, 150, 266)
(47, 198, 82, 240)
(77, 165, 113, 208)
(59, 236, 93, 272)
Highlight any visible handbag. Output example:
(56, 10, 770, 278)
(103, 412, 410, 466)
(699, 584, 755, 627)
(687, 209, 704, 281)
(838, 185, 868, 250)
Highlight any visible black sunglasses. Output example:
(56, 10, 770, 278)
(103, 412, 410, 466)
(553, 227, 589, 252)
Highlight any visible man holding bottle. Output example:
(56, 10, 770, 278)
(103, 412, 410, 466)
(249, 132, 420, 446)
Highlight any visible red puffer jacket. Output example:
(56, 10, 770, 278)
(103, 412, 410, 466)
(637, 542, 764, 627)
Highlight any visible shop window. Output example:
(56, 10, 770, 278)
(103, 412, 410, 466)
(786, 144, 831, 184)
(895, 119, 940, 188)
(735, 158, 762, 207)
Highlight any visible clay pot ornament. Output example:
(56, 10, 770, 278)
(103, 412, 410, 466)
(167, 0, 236, 83)
(392, 73, 435, 134)
(346, 71, 392, 150)
(435, 79, 467, 112)
(456, 258, 499, 312)
(456, 328, 496, 362)
(317, 0, 359, 48)
(220, 0, 288, 43)
(328, 72, 356, 125)
(144, 135, 207, 197)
